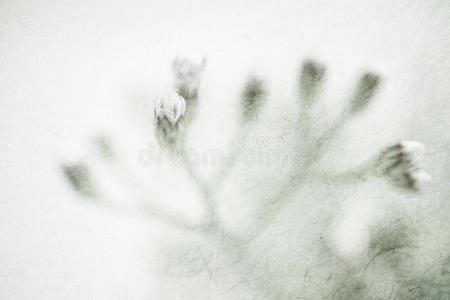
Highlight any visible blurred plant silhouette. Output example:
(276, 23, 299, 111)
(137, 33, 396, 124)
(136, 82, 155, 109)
(60, 57, 448, 299)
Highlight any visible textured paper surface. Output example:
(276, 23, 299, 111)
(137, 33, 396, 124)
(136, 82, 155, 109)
(0, 0, 449, 299)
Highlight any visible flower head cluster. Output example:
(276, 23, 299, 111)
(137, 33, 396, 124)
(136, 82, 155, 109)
(375, 141, 431, 191)
(154, 92, 186, 127)
(172, 57, 206, 100)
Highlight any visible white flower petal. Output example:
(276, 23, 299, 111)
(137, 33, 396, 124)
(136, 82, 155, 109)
(400, 140, 426, 156)
(410, 169, 432, 185)
(154, 92, 186, 125)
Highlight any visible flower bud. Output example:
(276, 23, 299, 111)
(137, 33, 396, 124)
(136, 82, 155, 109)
(62, 162, 96, 197)
(172, 57, 206, 100)
(241, 76, 265, 121)
(349, 72, 381, 114)
(91, 135, 114, 160)
(375, 141, 431, 191)
(154, 92, 187, 149)
(299, 59, 325, 106)
(154, 92, 186, 127)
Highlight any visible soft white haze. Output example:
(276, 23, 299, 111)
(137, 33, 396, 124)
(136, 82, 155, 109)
(1, 0, 449, 299)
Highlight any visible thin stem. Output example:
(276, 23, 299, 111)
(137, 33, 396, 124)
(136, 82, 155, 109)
(178, 151, 217, 224)
(305, 165, 370, 185)
(176, 121, 254, 231)
(210, 128, 251, 191)
(86, 193, 203, 231)
(248, 109, 351, 239)
(249, 170, 307, 239)
(89, 151, 206, 231)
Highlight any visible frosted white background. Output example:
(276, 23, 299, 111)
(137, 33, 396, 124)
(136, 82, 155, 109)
(0, 0, 449, 299)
